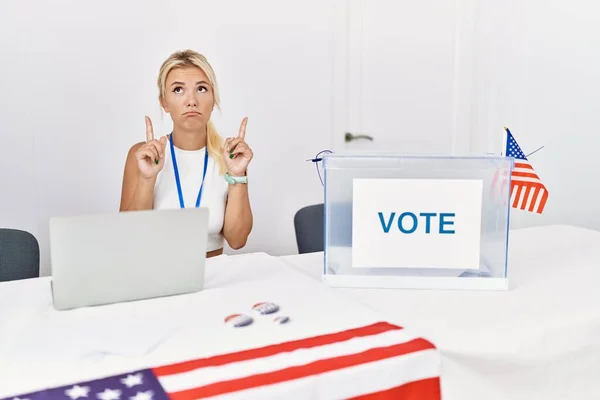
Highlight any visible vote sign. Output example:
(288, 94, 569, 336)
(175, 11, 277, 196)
(351, 178, 483, 270)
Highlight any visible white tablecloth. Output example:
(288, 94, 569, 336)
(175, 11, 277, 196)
(0, 252, 441, 399)
(280, 224, 600, 400)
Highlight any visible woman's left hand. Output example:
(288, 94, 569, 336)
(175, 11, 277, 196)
(223, 117, 253, 176)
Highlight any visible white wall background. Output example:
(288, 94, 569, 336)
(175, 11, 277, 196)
(1, 0, 600, 276)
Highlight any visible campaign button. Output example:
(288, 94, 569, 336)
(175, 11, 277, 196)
(252, 302, 280, 315)
(273, 316, 290, 324)
(224, 313, 253, 327)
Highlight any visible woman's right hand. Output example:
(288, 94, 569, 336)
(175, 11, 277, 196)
(136, 116, 167, 180)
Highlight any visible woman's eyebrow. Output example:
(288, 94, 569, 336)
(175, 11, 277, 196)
(170, 81, 209, 86)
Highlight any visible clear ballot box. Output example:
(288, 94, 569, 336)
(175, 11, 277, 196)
(322, 154, 514, 291)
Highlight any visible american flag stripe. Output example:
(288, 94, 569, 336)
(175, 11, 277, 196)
(349, 377, 441, 400)
(512, 172, 540, 180)
(158, 328, 418, 391)
(153, 321, 400, 376)
(513, 162, 542, 181)
(511, 162, 548, 213)
(164, 341, 439, 400)
(510, 175, 543, 183)
(154, 322, 438, 399)
(529, 188, 547, 212)
(511, 184, 547, 212)
(171, 352, 441, 400)
(162, 340, 435, 399)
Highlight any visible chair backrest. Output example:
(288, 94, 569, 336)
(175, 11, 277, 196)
(293, 203, 324, 254)
(0, 228, 40, 281)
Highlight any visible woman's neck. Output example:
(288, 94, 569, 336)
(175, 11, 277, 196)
(171, 126, 207, 150)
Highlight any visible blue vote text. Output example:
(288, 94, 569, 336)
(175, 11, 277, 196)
(377, 212, 456, 234)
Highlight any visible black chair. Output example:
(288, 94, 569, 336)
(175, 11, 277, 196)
(0, 228, 40, 281)
(293, 204, 324, 254)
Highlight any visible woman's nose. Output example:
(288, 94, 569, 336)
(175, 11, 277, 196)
(186, 95, 197, 107)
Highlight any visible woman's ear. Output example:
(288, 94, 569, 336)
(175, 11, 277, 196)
(160, 96, 169, 113)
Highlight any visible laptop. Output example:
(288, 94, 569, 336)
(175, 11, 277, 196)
(48, 207, 209, 310)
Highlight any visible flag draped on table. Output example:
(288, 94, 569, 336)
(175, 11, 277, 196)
(2, 322, 440, 400)
(503, 127, 549, 214)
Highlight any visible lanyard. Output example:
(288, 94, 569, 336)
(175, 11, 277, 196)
(169, 134, 209, 208)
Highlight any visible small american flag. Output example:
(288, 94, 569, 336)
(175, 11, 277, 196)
(504, 127, 548, 214)
(2, 322, 441, 400)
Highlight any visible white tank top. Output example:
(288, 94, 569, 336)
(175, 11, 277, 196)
(153, 142, 229, 252)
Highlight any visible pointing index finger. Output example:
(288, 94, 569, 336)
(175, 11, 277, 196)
(145, 116, 154, 143)
(238, 117, 248, 139)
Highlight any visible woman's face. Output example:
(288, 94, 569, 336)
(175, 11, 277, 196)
(161, 66, 214, 132)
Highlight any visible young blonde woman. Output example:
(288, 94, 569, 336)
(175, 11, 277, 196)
(119, 50, 253, 257)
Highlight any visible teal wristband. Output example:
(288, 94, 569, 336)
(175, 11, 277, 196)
(225, 172, 248, 184)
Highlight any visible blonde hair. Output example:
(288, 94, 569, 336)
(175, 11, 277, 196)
(157, 49, 226, 174)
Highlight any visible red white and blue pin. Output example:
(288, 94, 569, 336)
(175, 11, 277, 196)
(273, 315, 290, 324)
(251, 302, 280, 315)
(224, 313, 253, 328)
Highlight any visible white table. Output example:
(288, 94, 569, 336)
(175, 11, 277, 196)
(280, 224, 600, 400)
(0, 252, 440, 400)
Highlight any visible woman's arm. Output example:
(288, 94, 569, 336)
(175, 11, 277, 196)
(119, 137, 165, 211)
(120, 117, 167, 211)
(120, 143, 154, 211)
(222, 181, 253, 249)
(221, 117, 254, 250)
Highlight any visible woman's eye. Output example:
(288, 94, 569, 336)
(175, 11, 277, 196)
(198, 86, 208, 93)
(173, 87, 183, 94)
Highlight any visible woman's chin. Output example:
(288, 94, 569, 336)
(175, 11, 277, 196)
(177, 118, 206, 131)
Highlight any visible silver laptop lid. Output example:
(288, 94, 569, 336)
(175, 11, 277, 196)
(49, 207, 209, 310)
